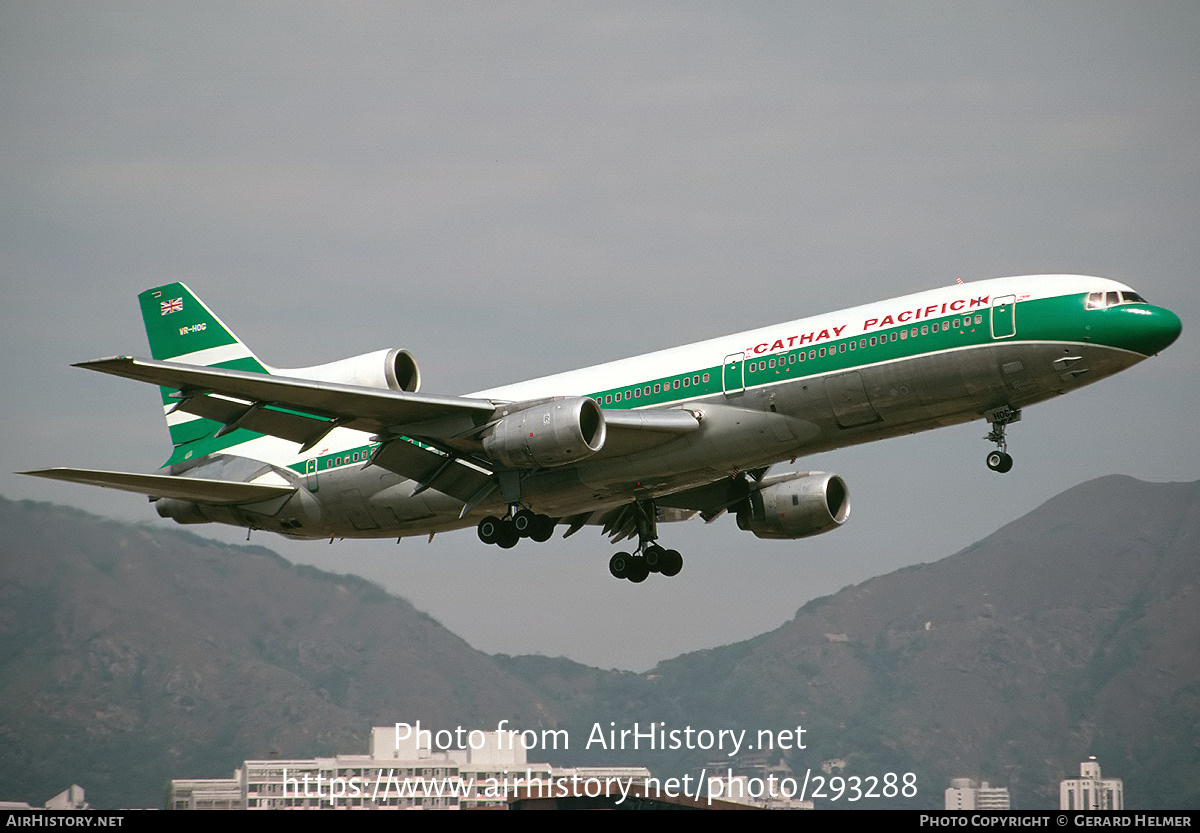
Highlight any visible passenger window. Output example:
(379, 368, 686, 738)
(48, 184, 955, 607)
(900, 330, 907, 340)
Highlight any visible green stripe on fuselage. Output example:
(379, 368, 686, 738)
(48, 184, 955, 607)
(580, 291, 1169, 410)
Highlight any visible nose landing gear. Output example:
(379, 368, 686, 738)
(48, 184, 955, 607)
(983, 406, 1020, 474)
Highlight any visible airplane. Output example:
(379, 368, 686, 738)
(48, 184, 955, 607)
(24, 275, 1181, 583)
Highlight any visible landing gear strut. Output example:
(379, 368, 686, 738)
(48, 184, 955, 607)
(983, 406, 1020, 474)
(607, 500, 684, 583)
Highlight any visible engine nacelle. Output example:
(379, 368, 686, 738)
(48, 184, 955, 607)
(273, 348, 420, 392)
(736, 472, 851, 540)
(482, 397, 606, 468)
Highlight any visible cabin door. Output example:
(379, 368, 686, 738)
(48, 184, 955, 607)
(722, 352, 745, 396)
(991, 295, 1016, 339)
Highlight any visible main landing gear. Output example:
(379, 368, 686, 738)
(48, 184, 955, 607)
(607, 499, 684, 583)
(477, 508, 555, 549)
(608, 545, 683, 583)
(983, 406, 1020, 474)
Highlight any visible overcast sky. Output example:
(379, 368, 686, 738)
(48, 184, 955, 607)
(2, 3, 1197, 670)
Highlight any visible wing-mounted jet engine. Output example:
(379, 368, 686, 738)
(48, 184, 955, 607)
(481, 397, 606, 468)
(735, 471, 850, 540)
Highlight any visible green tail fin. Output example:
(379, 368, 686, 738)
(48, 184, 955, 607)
(137, 283, 269, 465)
(138, 283, 267, 371)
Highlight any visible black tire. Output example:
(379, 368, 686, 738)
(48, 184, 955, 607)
(513, 509, 537, 537)
(477, 516, 502, 545)
(609, 552, 630, 579)
(643, 544, 666, 573)
(997, 452, 1014, 473)
(496, 520, 519, 549)
(660, 549, 683, 577)
(986, 450, 1004, 472)
(626, 556, 650, 583)
(530, 515, 555, 543)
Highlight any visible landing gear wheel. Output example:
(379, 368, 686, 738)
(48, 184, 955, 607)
(529, 515, 555, 543)
(609, 552, 631, 580)
(496, 521, 520, 549)
(659, 549, 684, 577)
(477, 516, 502, 545)
(625, 556, 650, 584)
(985, 450, 1013, 473)
(643, 544, 666, 573)
(512, 509, 537, 537)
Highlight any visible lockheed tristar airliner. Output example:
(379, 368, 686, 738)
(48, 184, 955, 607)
(26, 275, 1180, 582)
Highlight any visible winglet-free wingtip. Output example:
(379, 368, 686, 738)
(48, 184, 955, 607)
(73, 356, 134, 370)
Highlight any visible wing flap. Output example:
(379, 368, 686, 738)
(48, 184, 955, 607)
(174, 394, 339, 450)
(370, 439, 494, 505)
(21, 468, 295, 505)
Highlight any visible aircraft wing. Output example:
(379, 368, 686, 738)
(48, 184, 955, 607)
(76, 357, 703, 501)
(22, 468, 295, 504)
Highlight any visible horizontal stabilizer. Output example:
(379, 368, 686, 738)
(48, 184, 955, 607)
(21, 468, 295, 505)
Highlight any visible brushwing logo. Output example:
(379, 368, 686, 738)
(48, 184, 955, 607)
(161, 297, 183, 315)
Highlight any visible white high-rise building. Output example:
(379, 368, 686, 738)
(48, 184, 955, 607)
(945, 778, 1010, 810)
(1060, 757, 1123, 810)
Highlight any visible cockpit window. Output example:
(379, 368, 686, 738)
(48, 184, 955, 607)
(1087, 290, 1150, 310)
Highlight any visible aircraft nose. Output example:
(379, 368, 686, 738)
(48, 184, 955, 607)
(1145, 305, 1182, 354)
(1121, 304, 1182, 356)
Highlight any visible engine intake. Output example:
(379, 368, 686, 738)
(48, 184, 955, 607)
(736, 472, 850, 540)
(482, 397, 606, 468)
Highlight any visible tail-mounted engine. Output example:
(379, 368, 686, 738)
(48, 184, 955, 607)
(482, 397, 607, 468)
(274, 348, 420, 392)
(736, 471, 851, 540)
